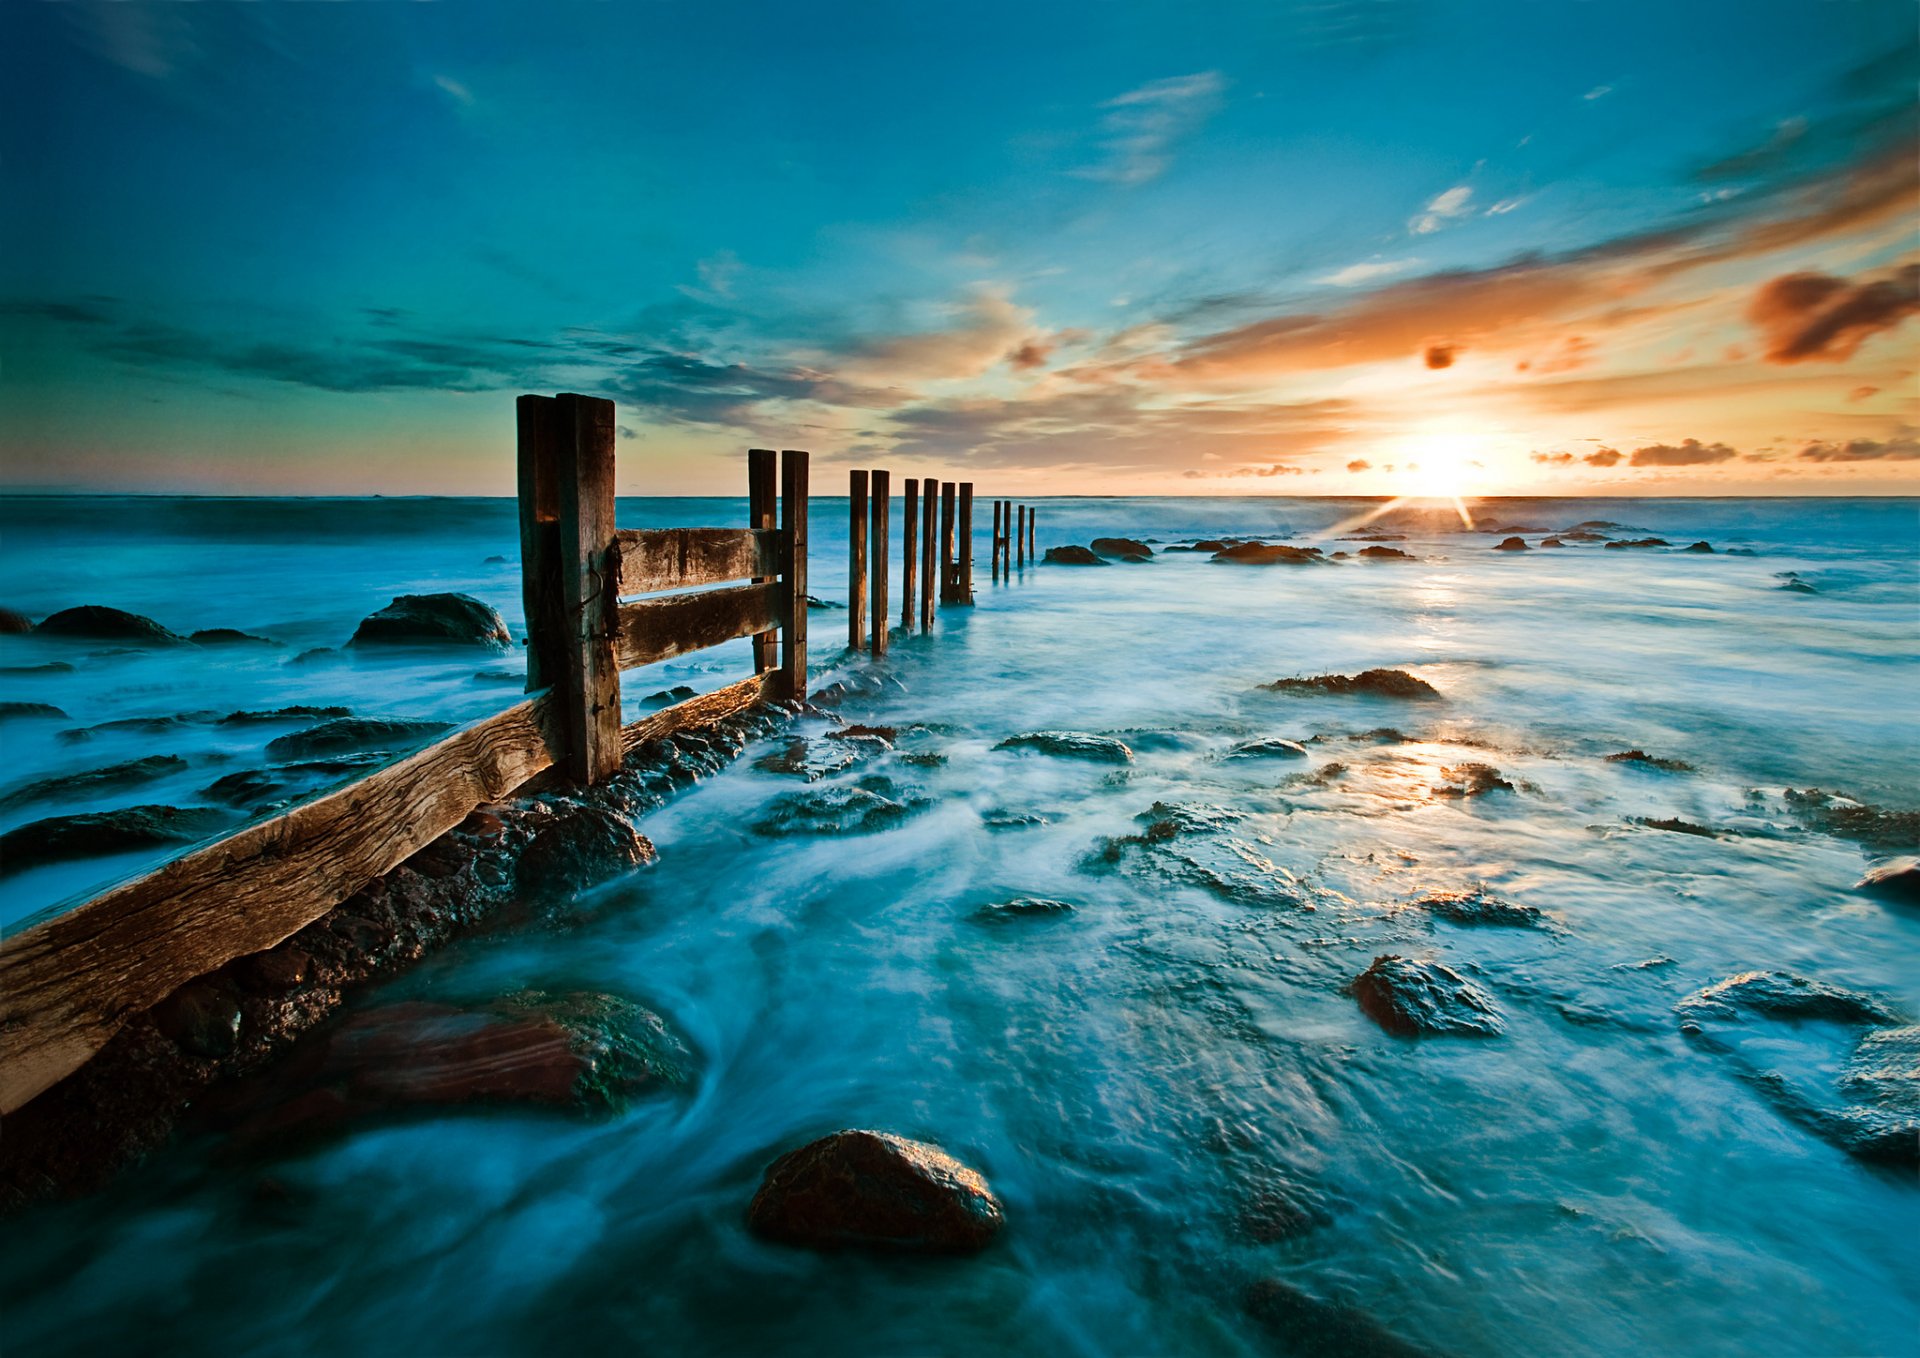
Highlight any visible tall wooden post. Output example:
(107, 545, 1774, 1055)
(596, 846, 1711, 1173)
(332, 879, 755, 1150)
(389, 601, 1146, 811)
(1027, 505, 1035, 560)
(920, 482, 937, 628)
(870, 470, 889, 656)
(1019, 506, 1029, 567)
(958, 483, 975, 604)
(848, 470, 868, 653)
(901, 478, 919, 631)
(780, 451, 809, 702)
(749, 448, 777, 673)
(991, 500, 1002, 579)
(552, 392, 621, 784)
(516, 395, 564, 694)
(939, 482, 957, 603)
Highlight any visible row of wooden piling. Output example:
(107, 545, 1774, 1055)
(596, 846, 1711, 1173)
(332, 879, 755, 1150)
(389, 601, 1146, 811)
(990, 500, 1038, 579)
(847, 475, 1031, 655)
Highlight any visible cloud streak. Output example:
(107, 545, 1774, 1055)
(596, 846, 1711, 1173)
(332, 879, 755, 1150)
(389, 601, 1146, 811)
(1073, 72, 1225, 186)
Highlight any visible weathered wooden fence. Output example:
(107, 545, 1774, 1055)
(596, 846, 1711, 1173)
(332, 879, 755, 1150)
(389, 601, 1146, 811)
(0, 393, 810, 1114)
(847, 473, 1000, 654)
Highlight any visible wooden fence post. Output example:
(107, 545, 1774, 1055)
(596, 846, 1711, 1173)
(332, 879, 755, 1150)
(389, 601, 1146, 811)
(870, 470, 889, 655)
(516, 395, 564, 693)
(781, 450, 809, 701)
(959, 483, 974, 604)
(552, 393, 621, 784)
(1028, 505, 1036, 561)
(920, 482, 937, 628)
(849, 470, 868, 652)
(901, 478, 919, 631)
(991, 500, 1002, 579)
(1016, 505, 1026, 567)
(749, 449, 777, 673)
(939, 482, 957, 603)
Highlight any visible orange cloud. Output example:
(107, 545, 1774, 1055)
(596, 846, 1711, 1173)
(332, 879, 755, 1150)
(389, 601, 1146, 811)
(1748, 263, 1920, 363)
(1424, 343, 1458, 369)
(1629, 438, 1738, 466)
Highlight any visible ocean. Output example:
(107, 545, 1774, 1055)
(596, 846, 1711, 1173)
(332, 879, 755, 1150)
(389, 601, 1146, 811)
(1, 493, 1915, 1356)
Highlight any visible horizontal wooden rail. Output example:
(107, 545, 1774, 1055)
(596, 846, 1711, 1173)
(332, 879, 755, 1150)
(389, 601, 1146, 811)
(615, 527, 783, 597)
(614, 580, 787, 671)
(0, 694, 565, 1114)
(618, 672, 777, 755)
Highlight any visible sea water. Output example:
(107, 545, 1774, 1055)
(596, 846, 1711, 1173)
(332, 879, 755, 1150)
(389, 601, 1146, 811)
(0, 494, 1915, 1356)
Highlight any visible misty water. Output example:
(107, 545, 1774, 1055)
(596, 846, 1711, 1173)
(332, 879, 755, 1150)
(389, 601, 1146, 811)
(1, 494, 1915, 1356)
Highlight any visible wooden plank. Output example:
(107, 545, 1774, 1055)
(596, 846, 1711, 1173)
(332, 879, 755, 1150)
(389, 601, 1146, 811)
(958, 483, 974, 604)
(516, 396, 564, 692)
(620, 672, 776, 755)
(870, 470, 889, 656)
(0, 695, 563, 1115)
(748, 450, 777, 673)
(614, 581, 788, 671)
(920, 480, 937, 627)
(554, 393, 621, 784)
(901, 478, 919, 631)
(848, 470, 868, 653)
(939, 482, 957, 603)
(780, 450, 809, 701)
(615, 527, 779, 597)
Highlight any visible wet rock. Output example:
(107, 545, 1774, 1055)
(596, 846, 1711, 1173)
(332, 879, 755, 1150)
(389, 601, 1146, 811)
(264, 717, 451, 761)
(1243, 1279, 1427, 1358)
(1683, 541, 1715, 553)
(232, 945, 312, 994)
(1043, 545, 1108, 566)
(289, 647, 338, 664)
(805, 595, 845, 610)
(1189, 539, 1231, 552)
(747, 1130, 1004, 1254)
(1237, 1182, 1331, 1242)
(1604, 538, 1670, 550)
(1606, 749, 1693, 772)
(1836, 1026, 1920, 1163)
(0, 701, 69, 721)
(201, 755, 385, 811)
(828, 723, 900, 742)
(189, 628, 280, 647)
(0, 608, 32, 633)
(1225, 738, 1309, 760)
(1538, 537, 1567, 548)
(515, 805, 655, 896)
(57, 712, 220, 743)
(1412, 888, 1540, 927)
(996, 730, 1134, 764)
(1634, 816, 1716, 837)
(34, 606, 183, 645)
(1856, 856, 1920, 900)
(1434, 762, 1515, 798)
(1351, 955, 1504, 1036)
(0, 804, 229, 875)
(1213, 543, 1324, 565)
(1090, 537, 1153, 558)
(1782, 788, 1919, 852)
(347, 592, 510, 649)
(1776, 573, 1819, 594)
(984, 811, 1050, 830)
(218, 705, 353, 725)
(1093, 802, 1307, 909)
(643, 685, 699, 706)
(1556, 529, 1609, 542)
(1493, 536, 1530, 551)
(1263, 669, 1438, 699)
(1357, 545, 1413, 560)
(0, 661, 74, 676)
(753, 778, 928, 836)
(1677, 971, 1902, 1026)
(483, 554, 510, 565)
(152, 982, 243, 1059)
(974, 896, 1076, 921)
(474, 668, 522, 684)
(0, 755, 190, 810)
(753, 737, 862, 781)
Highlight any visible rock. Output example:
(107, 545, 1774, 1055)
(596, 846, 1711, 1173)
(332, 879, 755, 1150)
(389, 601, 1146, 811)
(218, 705, 353, 725)
(152, 982, 243, 1059)
(189, 628, 280, 647)
(1090, 537, 1153, 558)
(1777, 578, 1819, 594)
(828, 723, 900, 742)
(974, 897, 1076, 921)
(1225, 738, 1310, 760)
(516, 805, 655, 896)
(264, 717, 452, 761)
(1604, 538, 1670, 550)
(1493, 537, 1530, 551)
(1683, 541, 1715, 553)
(1357, 545, 1413, 560)
(201, 755, 385, 811)
(1351, 955, 1504, 1036)
(643, 685, 699, 705)
(232, 945, 312, 994)
(753, 738, 862, 781)
(1634, 816, 1716, 837)
(1606, 749, 1692, 772)
(34, 606, 183, 645)
(289, 647, 337, 665)
(805, 595, 845, 610)
(747, 1130, 1004, 1254)
(0, 701, 68, 721)
(1434, 762, 1514, 798)
(1411, 888, 1540, 927)
(0, 755, 190, 810)
(1263, 669, 1438, 699)
(753, 779, 928, 836)
(1043, 545, 1108, 566)
(1213, 543, 1323, 565)
(0, 662, 74, 676)
(1856, 856, 1920, 900)
(0, 804, 229, 875)
(1538, 537, 1567, 548)
(483, 555, 510, 565)
(1677, 971, 1902, 1026)
(996, 731, 1135, 764)
(0, 608, 34, 633)
(1570, 519, 1631, 530)
(473, 668, 521, 684)
(347, 593, 510, 649)
(1243, 1279, 1427, 1358)
(1556, 529, 1609, 542)
(1782, 788, 1920, 851)
(1836, 1026, 1920, 1163)
(1189, 539, 1230, 552)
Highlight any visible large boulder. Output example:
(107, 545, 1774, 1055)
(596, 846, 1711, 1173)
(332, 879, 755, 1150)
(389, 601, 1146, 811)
(996, 731, 1134, 764)
(747, 1130, 1004, 1253)
(1856, 856, 1920, 901)
(1213, 543, 1323, 565)
(1493, 536, 1530, 552)
(1351, 955, 1504, 1036)
(515, 805, 656, 895)
(189, 628, 280, 647)
(34, 606, 182, 645)
(1090, 537, 1153, 559)
(0, 804, 229, 875)
(0, 609, 32, 634)
(348, 593, 510, 649)
(1357, 545, 1413, 560)
(264, 717, 451, 761)
(1043, 545, 1107, 566)
(1263, 669, 1438, 699)
(1225, 738, 1310, 760)
(1676, 971, 1901, 1026)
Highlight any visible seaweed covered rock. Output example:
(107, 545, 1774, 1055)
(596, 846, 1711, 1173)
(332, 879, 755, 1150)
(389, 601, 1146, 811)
(996, 731, 1134, 764)
(1043, 545, 1107, 566)
(0, 702, 68, 721)
(516, 804, 656, 896)
(265, 717, 452, 761)
(1352, 955, 1504, 1036)
(1411, 888, 1541, 928)
(0, 804, 229, 875)
(348, 592, 511, 649)
(1676, 971, 1901, 1026)
(1225, 738, 1309, 760)
(1434, 762, 1515, 798)
(35, 605, 183, 645)
(1213, 543, 1324, 565)
(1782, 788, 1920, 852)
(753, 777, 928, 836)
(747, 1130, 1004, 1254)
(189, 628, 280, 647)
(1090, 537, 1153, 559)
(1263, 669, 1438, 699)
(1606, 750, 1693, 772)
(974, 896, 1076, 921)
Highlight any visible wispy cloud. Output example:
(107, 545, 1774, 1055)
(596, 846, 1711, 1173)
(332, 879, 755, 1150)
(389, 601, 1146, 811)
(1583, 84, 1614, 101)
(1410, 185, 1472, 234)
(1319, 258, 1421, 287)
(1073, 71, 1225, 186)
(432, 74, 474, 107)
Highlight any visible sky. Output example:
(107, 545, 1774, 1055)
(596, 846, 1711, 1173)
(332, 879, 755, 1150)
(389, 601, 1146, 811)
(1, 1, 1915, 497)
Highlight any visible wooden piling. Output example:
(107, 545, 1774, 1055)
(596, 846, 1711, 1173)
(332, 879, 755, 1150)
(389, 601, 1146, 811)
(781, 450, 809, 701)
(748, 448, 777, 673)
(901, 478, 919, 630)
(920, 481, 937, 627)
(1015, 505, 1026, 567)
(515, 395, 564, 692)
(848, 470, 868, 652)
(1027, 504, 1036, 560)
(959, 483, 975, 603)
(870, 469, 889, 655)
(939, 482, 957, 603)
(553, 392, 621, 784)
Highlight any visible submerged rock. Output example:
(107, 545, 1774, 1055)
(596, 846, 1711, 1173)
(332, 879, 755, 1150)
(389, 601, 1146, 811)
(1357, 545, 1413, 560)
(1634, 816, 1717, 837)
(1043, 545, 1107, 566)
(1411, 888, 1541, 928)
(0, 755, 190, 810)
(201, 755, 385, 811)
(1683, 541, 1715, 553)
(0, 804, 229, 875)
(1263, 669, 1438, 699)
(1090, 537, 1153, 558)
(34, 606, 183, 645)
(219, 705, 354, 725)
(1225, 738, 1309, 760)
(974, 896, 1076, 921)
(515, 805, 656, 896)
(0, 701, 69, 721)
(1836, 1026, 1920, 1162)
(753, 737, 863, 781)
(264, 717, 452, 761)
(1434, 763, 1515, 798)
(747, 1130, 1004, 1254)
(753, 777, 928, 836)
(347, 593, 510, 649)
(1538, 537, 1567, 548)
(1213, 543, 1324, 565)
(1244, 1279, 1427, 1358)
(0, 662, 74, 676)
(1777, 577, 1819, 594)
(1604, 538, 1671, 550)
(1606, 749, 1693, 772)
(189, 628, 280, 647)
(1351, 955, 1504, 1036)
(1677, 971, 1902, 1026)
(0, 608, 32, 633)
(1493, 536, 1530, 552)
(1782, 788, 1920, 852)
(805, 595, 845, 610)
(1856, 856, 1920, 901)
(996, 731, 1135, 764)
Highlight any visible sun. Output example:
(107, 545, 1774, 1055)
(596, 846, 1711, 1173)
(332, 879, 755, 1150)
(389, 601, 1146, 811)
(1400, 430, 1480, 501)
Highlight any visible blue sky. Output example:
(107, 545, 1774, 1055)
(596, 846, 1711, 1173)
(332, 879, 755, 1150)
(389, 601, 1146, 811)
(2, 1, 1915, 494)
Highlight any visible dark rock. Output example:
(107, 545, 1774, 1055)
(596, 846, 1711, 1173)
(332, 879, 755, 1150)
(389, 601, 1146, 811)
(0, 701, 68, 721)
(1044, 545, 1108, 566)
(1604, 538, 1670, 550)
(805, 595, 846, 610)
(0, 804, 229, 875)
(828, 723, 900, 742)
(1634, 816, 1716, 837)
(34, 606, 183, 645)
(1538, 537, 1567, 548)
(1782, 788, 1920, 852)
(0, 755, 190, 810)
(753, 779, 929, 837)
(1213, 543, 1323, 565)
(1606, 749, 1693, 772)
(753, 738, 863, 780)
(1090, 537, 1153, 558)
(1263, 669, 1438, 699)
(289, 647, 338, 664)
(1411, 888, 1540, 927)
(1677, 971, 1902, 1026)
(1777, 576, 1819, 594)
(232, 945, 312, 994)
(57, 712, 219, 743)
(643, 685, 699, 705)
(1357, 545, 1413, 560)
(483, 555, 510, 565)
(1493, 536, 1530, 552)
(996, 731, 1134, 764)
(473, 668, 522, 684)
(974, 897, 1076, 920)
(1490, 523, 1551, 535)
(218, 705, 353, 726)
(1856, 856, 1920, 900)
(1190, 539, 1230, 552)
(189, 628, 280, 647)
(201, 755, 385, 811)
(1556, 529, 1609, 542)
(265, 717, 451, 761)
(0, 608, 32, 633)
(1330, 551, 1350, 560)
(0, 661, 74, 676)
(1244, 1279, 1427, 1358)
(515, 805, 655, 896)
(1683, 541, 1715, 553)
(152, 982, 243, 1059)
(347, 593, 510, 649)
(1352, 955, 1504, 1036)
(1226, 738, 1309, 760)
(1434, 763, 1514, 798)
(1726, 546, 1758, 556)
(1570, 520, 1632, 530)
(747, 1129, 1004, 1254)
(1237, 1182, 1331, 1241)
